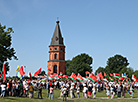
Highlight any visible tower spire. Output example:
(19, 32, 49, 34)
(50, 20, 64, 45)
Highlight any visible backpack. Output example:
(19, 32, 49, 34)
(63, 88, 67, 94)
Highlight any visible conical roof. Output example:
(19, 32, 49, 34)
(50, 20, 64, 45)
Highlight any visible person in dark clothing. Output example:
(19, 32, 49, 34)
(38, 83, 43, 99)
(88, 85, 92, 98)
(57, 81, 59, 89)
(18, 82, 22, 97)
(9, 80, 12, 96)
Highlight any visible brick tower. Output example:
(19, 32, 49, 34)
(48, 20, 66, 74)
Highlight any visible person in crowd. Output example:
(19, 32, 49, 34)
(33, 82, 37, 93)
(72, 82, 76, 98)
(122, 84, 126, 98)
(59, 84, 63, 98)
(117, 84, 122, 98)
(6, 80, 9, 96)
(12, 81, 16, 96)
(83, 84, 88, 98)
(28, 83, 34, 99)
(92, 86, 96, 99)
(15, 81, 19, 97)
(49, 86, 54, 99)
(18, 81, 22, 97)
(8, 80, 12, 96)
(62, 86, 67, 101)
(129, 86, 134, 98)
(0, 82, 6, 98)
(37, 83, 43, 99)
(70, 84, 74, 98)
(76, 85, 80, 98)
(66, 82, 70, 98)
(24, 83, 29, 97)
(88, 84, 92, 99)
(126, 84, 130, 93)
(110, 85, 115, 99)
(106, 84, 110, 98)
(46, 80, 50, 98)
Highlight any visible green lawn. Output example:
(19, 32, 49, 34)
(0, 89, 138, 102)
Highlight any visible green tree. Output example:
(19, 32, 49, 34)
(65, 60, 71, 75)
(95, 67, 105, 75)
(104, 54, 129, 75)
(66, 53, 93, 77)
(134, 70, 138, 78)
(0, 23, 18, 73)
(120, 67, 134, 78)
(41, 70, 46, 75)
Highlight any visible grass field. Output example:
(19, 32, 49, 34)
(0, 89, 138, 102)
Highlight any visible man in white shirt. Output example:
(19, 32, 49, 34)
(83, 84, 88, 98)
(0, 82, 6, 98)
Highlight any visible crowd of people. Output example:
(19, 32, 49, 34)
(0, 78, 138, 101)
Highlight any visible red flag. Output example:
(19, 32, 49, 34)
(100, 72, 103, 79)
(86, 71, 90, 76)
(70, 73, 77, 80)
(59, 75, 64, 78)
(52, 73, 57, 76)
(63, 75, 68, 80)
(3, 64, 6, 81)
(48, 67, 51, 72)
(63, 75, 68, 78)
(113, 73, 121, 76)
(27, 72, 32, 83)
(91, 72, 95, 77)
(89, 74, 99, 83)
(77, 73, 83, 81)
(104, 72, 106, 77)
(33, 68, 41, 76)
(60, 72, 63, 75)
(48, 71, 51, 75)
(19, 66, 25, 77)
(118, 80, 121, 84)
(0, 72, 2, 77)
(132, 75, 138, 82)
(110, 73, 113, 76)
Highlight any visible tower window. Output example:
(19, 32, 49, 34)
(54, 65, 57, 73)
(55, 54, 57, 59)
(55, 48, 57, 50)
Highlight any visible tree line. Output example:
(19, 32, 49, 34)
(66, 54, 138, 78)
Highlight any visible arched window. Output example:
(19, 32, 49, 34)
(54, 65, 57, 73)
(55, 54, 57, 59)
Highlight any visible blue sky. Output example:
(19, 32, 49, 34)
(0, 0, 138, 76)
